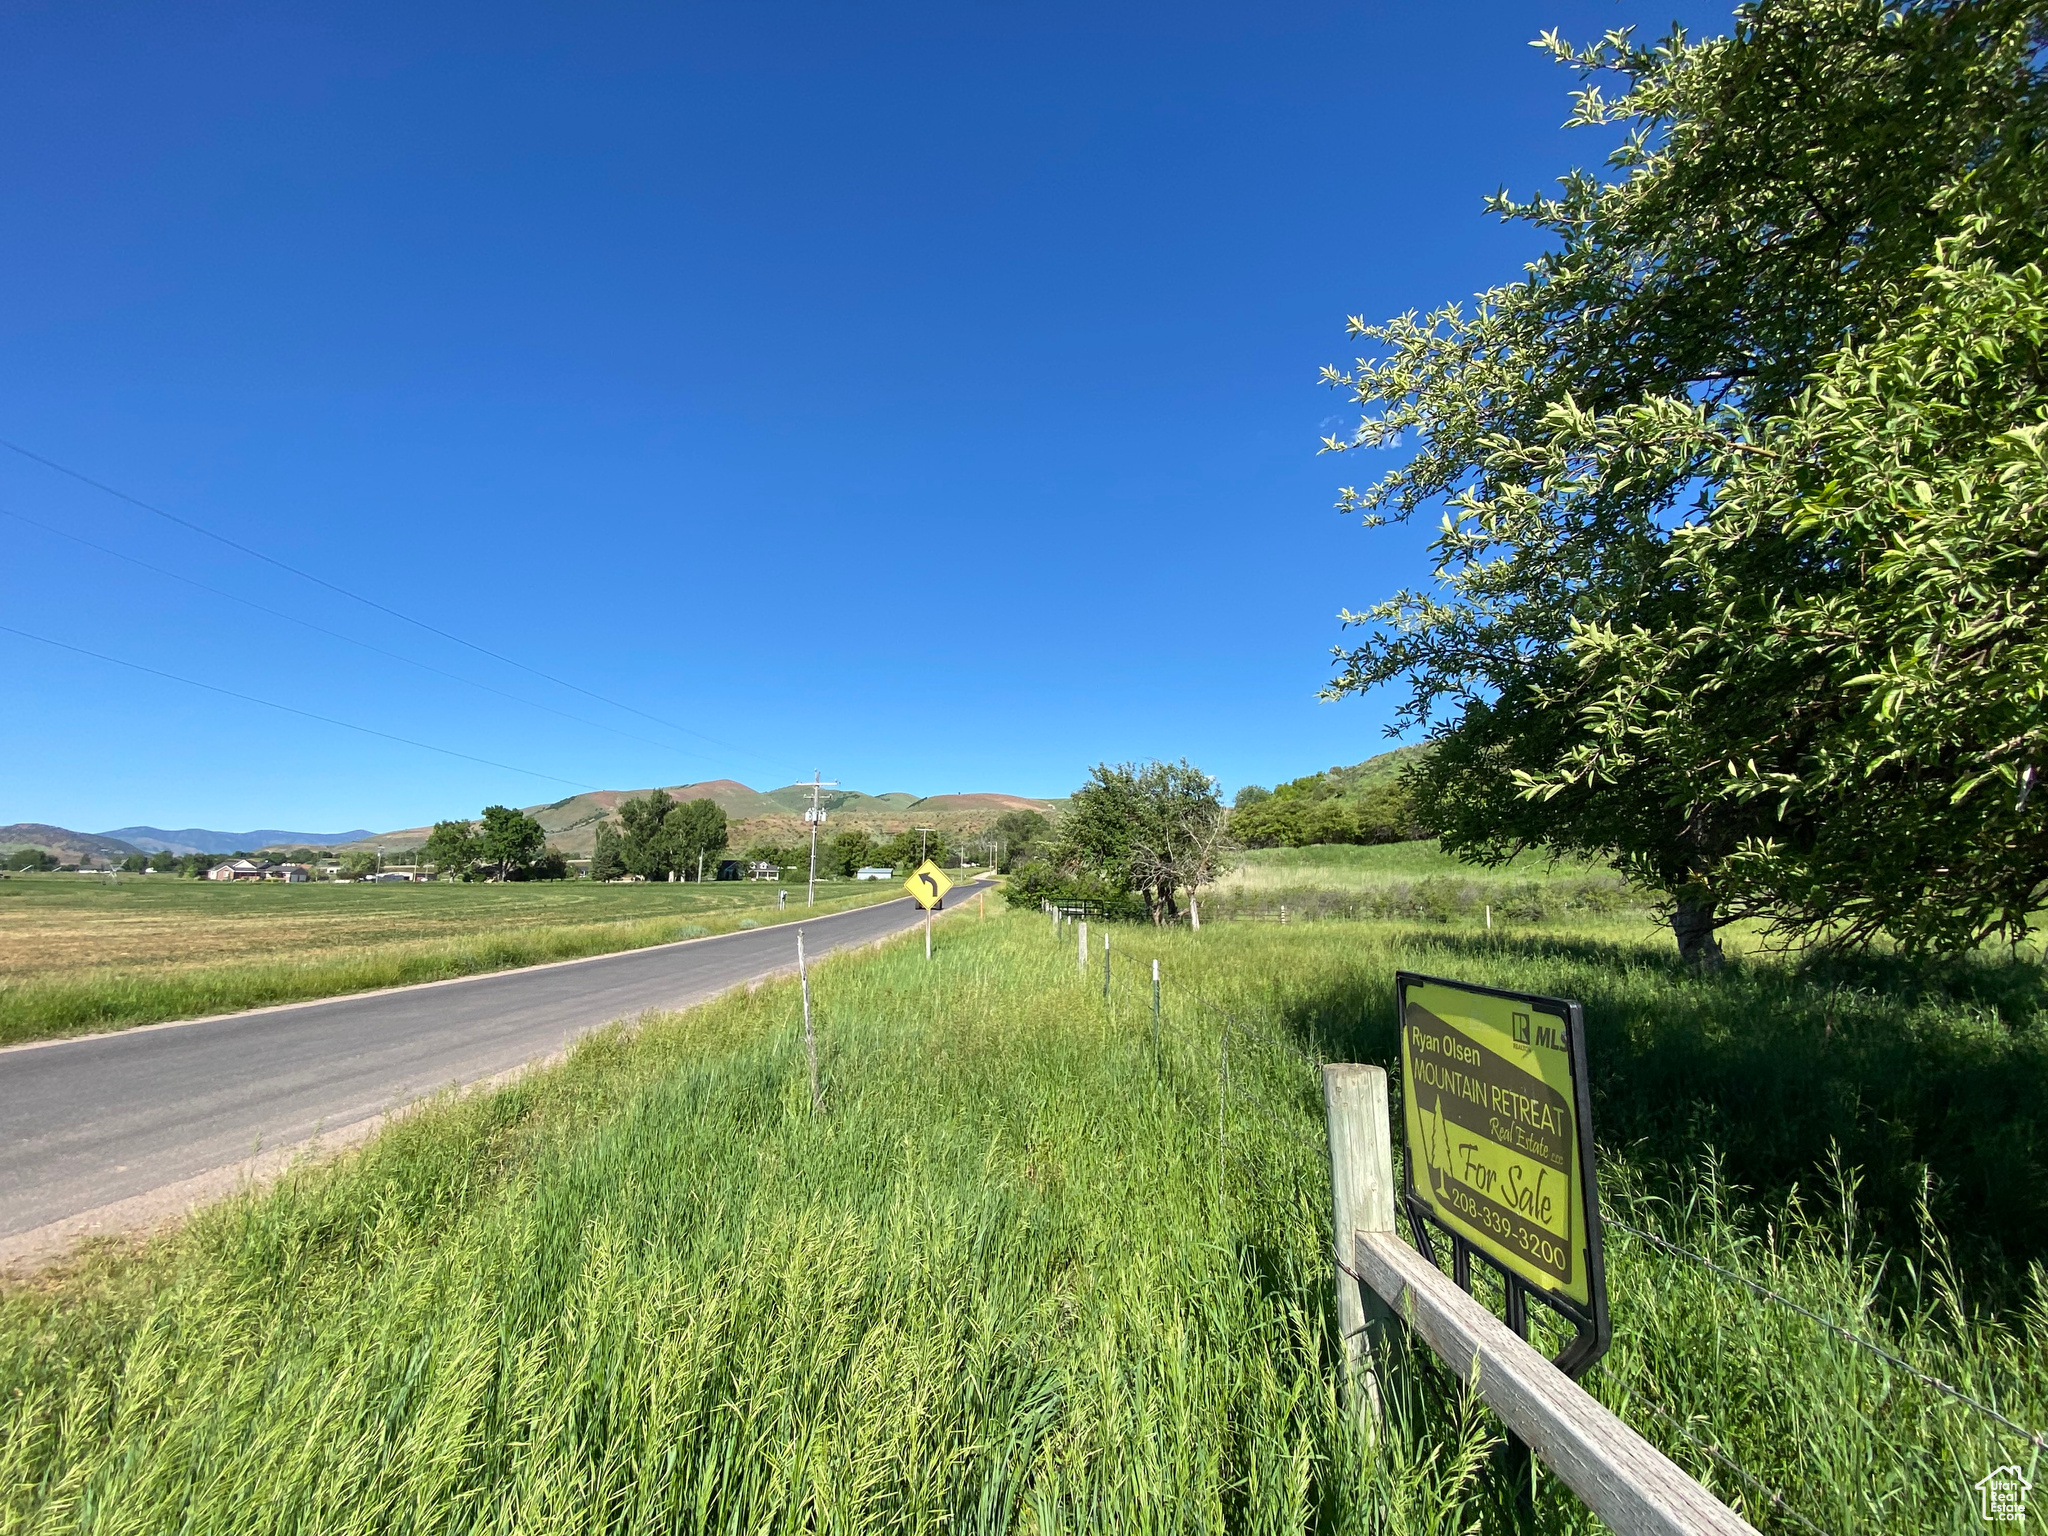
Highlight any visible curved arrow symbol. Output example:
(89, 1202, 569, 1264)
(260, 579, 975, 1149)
(917, 872, 940, 902)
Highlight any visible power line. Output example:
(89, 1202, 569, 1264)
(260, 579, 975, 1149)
(0, 437, 766, 764)
(0, 622, 600, 792)
(0, 504, 714, 764)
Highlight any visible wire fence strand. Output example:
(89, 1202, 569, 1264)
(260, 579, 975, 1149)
(1623, 1387, 1836, 1536)
(1606, 1215, 2048, 1453)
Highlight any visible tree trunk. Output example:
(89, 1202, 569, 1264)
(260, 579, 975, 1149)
(1671, 892, 1723, 968)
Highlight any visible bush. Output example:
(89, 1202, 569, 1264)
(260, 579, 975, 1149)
(1409, 876, 1475, 924)
(1561, 877, 1628, 913)
(1001, 861, 1149, 921)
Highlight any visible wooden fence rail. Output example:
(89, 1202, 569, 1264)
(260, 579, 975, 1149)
(1323, 1063, 1760, 1536)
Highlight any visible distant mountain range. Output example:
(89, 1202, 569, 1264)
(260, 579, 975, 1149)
(352, 780, 1056, 858)
(100, 827, 377, 856)
(0, 823, 377, 864)
(2, 782, 1052, 865)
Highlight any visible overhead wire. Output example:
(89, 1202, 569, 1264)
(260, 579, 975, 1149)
(0, 622, 599, 792)
(0, 437, 769, 765)
(0, 504, 715, 766)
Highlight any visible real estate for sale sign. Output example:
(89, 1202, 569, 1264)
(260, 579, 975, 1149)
(1397, 972, 1606, 1323)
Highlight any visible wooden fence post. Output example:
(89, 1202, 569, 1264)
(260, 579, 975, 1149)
(1325, 1064, 1763, 1534)
(1322, 1064, 1396, 1431)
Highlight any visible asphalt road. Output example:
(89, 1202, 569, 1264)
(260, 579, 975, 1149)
(0, 881, 988, 1242)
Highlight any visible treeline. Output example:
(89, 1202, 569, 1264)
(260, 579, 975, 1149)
(424, 806, 569, 881)
(740, 829, 951, 880)
(1228, 767, 1426, 848)
(590, 792, 727, 882)
(741, 809, 1053, 880)
(8, 848, 213, 875)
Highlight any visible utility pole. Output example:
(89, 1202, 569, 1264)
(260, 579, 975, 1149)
(804, 771, 839, 907)
(915, 825, 937, 864)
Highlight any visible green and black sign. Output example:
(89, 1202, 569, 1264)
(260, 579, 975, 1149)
(1398, 971, 1608, 1368)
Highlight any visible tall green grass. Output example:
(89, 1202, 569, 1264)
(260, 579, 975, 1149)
(1119, 918, 2048, 1532)
(0, 917, 1492, 1532)
(3, 911, 2042, 1532)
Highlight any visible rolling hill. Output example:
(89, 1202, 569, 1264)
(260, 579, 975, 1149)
(343, 781, 1058, 858)
(0, 825, 145, 867)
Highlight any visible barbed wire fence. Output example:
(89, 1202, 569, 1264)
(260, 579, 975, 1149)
(1034, 900, 2048, 1535)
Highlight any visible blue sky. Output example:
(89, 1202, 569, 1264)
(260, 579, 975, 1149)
(2, 0, 1723, 832)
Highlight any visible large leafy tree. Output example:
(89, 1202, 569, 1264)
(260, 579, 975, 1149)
(1565, 245, 2048, 950)
(424, 819, 481, 881)
(1055, 760, 1231, 924)
(614, 790, 729, 879)
(590, 821, 626, 882)
(663, 797, 730, 879)
(616, 790, 677, 880)
(1322, 0, 2048, 961)
(477, 805, 547, 881)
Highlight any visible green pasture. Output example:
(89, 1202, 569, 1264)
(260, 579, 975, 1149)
(0, 874, 908, 1046)
(4, 907, 2043, 1532)
(1224, 840, 1603, 885)
(1208, 841, 1654, 942)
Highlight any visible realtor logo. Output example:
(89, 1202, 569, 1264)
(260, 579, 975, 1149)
(1512, 1010, 1532, 1046)
(1976, 1464, 2031, 1523)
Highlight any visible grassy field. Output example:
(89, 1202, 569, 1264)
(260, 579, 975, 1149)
(3, 906, 2042, 1531)
(1207, 840, 1658, 943)
(1218, 841, 1603, 888)
(0, 874, 909, 1046)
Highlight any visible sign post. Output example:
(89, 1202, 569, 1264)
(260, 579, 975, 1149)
(904, 859, 953, 960)
(1396, 971, 1609, 1377)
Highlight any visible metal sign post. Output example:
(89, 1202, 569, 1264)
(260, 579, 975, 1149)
(903, 859, 952, 960)
(1395, 971, 1610, 1378)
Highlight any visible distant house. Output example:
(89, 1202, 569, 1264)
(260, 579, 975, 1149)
(855, 866, 894, 881)
(746, 861, 779, 881)
(272, 864, 311, 883)
(208, 859, 272, 882)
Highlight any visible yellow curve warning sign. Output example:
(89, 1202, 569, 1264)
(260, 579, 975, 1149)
(905, 860, 953, 910)
(1399, 974, 1598, 1306)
